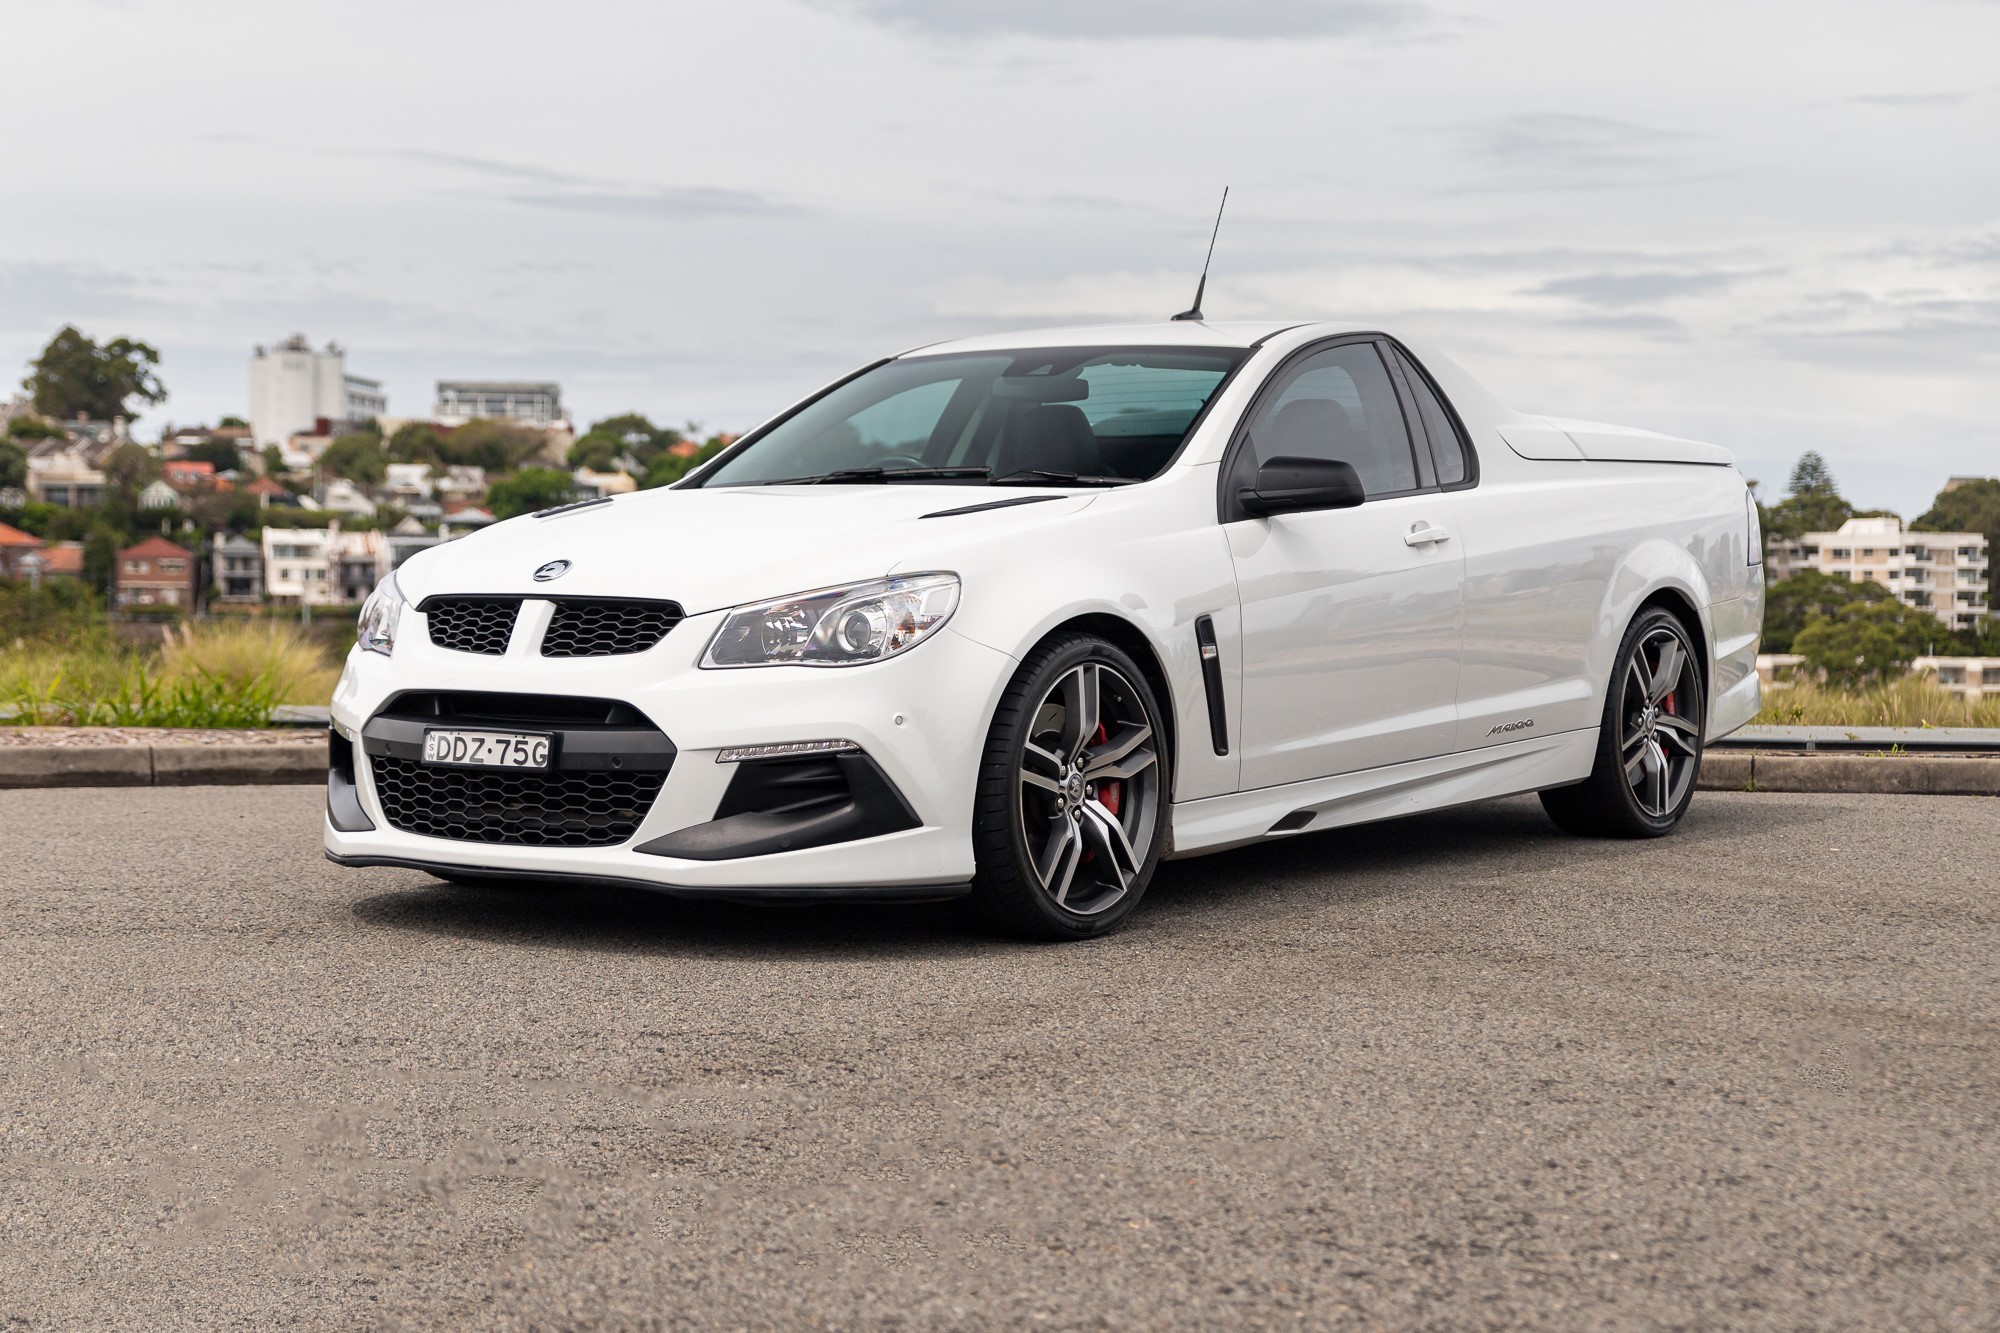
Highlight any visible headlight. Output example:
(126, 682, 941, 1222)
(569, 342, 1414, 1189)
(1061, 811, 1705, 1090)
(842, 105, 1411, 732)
(701, 573, 960, 668)
(356, 570, 405, 657)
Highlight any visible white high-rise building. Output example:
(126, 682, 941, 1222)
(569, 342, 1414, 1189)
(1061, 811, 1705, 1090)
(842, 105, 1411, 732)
(1766, 515, 1990, 632)
(433, 380, 565, 428)
(248, 335, 387, 446)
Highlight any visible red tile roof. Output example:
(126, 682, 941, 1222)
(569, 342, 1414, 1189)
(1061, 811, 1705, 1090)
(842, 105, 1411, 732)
(40, 543, 83, 575)
(118, 535, 194, 561)
(0, 522, 42, 549)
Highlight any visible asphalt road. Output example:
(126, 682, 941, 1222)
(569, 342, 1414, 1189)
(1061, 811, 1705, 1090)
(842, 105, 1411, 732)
(2, 786, 1995, 1329)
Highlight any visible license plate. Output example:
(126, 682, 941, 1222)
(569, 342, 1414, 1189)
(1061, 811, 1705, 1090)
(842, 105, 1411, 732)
(421, 729, 552, 770)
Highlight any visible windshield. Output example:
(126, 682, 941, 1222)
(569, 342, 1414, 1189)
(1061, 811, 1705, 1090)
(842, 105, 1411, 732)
(694, 345, 1248, 487)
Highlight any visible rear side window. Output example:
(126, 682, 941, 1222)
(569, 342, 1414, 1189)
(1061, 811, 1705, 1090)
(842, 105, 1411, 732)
(1394, 348, 1472, 487)
(1242, 343, 1418, 496)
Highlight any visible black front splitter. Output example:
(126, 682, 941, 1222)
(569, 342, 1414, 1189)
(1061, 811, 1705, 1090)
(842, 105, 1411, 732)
(323, 850, 971, 904)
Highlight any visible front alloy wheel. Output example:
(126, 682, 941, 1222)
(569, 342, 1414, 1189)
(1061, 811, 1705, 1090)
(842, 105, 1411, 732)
(971, 634, 1168, 938)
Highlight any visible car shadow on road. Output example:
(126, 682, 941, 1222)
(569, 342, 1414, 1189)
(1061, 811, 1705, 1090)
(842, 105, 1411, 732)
(345, 792, 1818, 957)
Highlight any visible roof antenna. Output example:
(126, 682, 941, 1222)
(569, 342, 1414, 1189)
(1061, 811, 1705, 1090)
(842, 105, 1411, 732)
(1170, 187, 1229, 322)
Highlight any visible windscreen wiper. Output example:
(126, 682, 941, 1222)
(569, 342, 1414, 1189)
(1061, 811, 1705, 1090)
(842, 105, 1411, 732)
(989, 469, 1137, 487)
(800, 466, 992, 484)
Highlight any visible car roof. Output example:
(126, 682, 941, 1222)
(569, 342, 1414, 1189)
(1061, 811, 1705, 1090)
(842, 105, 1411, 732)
(900, 320, 1358, 356)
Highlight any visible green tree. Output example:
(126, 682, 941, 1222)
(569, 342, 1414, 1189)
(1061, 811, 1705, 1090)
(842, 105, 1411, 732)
(485, 467, 578, 519)
(6, 414, 62, 441)
(183, 438, 245, 472)
(321, 432, 389, 486)
(1787, 451, 1838, 498)
(1761, 568, 1895, 653)
(103, 442, 160, 493)
(1911, 476, 2000, 573)
(261, 444, 290, 478)
(642, 437, 729, 489)
(22, 325, 167, 421)
(1793, 599, 1951, 687)
(1762, 450, 1855, 539)
(82, 525, 123, 592)
(0, 441, 24, 490)
(388, 422, 448, 466)
(444, 418, 546, 473)
(217, 415, 249, 429)
(567, 432, 622, 472)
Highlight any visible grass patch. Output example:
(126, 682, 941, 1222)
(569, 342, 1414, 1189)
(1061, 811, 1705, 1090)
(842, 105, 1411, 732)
(2, 620, 343, 727)
(1755, 675, 2000, 728)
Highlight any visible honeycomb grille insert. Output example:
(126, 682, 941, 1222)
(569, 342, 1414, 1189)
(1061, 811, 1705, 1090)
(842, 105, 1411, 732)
(541, 600, 682, 658)
(425, 598, 521, 655)
(370, 756, 664, 847)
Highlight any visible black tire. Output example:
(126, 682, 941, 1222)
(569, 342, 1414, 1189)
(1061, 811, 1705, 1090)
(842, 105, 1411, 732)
(968, 633, 1171, 940)
(1541, 606, 1706, 838)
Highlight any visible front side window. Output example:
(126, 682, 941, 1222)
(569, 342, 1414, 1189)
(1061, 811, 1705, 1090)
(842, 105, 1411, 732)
(694, 346, 1246, 488)
(1240, 343, 1418, 496)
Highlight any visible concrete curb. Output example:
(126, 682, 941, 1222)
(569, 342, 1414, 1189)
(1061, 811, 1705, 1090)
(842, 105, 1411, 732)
(1697, 752, 2000, 796)
(0, 743, 324, 790)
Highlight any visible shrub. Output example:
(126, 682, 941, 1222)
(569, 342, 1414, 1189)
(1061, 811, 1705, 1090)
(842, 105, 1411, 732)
(158, 621, 341, 704)
(1754, 674, 2000, 728)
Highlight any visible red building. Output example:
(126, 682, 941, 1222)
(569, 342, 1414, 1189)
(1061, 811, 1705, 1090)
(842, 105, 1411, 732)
(115, 536, 197, 609)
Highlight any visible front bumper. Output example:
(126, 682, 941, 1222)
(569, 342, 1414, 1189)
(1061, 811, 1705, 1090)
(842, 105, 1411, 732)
(323, 605, 1018, 893)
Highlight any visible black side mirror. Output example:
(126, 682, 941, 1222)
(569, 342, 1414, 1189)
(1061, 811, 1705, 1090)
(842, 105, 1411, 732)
(1237, 456, 1366, 518)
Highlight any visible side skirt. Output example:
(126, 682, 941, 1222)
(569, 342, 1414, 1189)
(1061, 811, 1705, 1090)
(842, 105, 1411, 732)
(1166, 728, 1598, 858)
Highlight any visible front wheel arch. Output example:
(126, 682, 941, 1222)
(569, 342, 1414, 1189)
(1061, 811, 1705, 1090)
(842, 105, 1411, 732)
(1024, 613, 1178, 798)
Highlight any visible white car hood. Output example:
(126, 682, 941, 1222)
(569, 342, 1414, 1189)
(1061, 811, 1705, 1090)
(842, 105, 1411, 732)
(398, 485, 1099, 615)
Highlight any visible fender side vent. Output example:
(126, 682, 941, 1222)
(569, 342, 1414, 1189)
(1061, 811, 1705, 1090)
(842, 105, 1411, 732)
(1269, 809, 1315, 833)
(1195, 614, 1228, 756)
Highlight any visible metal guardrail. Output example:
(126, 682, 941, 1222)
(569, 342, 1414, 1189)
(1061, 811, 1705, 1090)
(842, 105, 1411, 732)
(1712, 725, 2000, 753)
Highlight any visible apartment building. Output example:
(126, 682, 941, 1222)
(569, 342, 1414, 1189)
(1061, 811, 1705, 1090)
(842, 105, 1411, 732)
(1766, 516, 1989, 632)
(249, 334, 386, 446)
(433, 380, 565, 428)
(1915, 656, 2000, 702)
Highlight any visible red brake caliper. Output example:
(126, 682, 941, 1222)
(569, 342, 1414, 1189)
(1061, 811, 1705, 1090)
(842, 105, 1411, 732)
(1091, 722, 1122, 816)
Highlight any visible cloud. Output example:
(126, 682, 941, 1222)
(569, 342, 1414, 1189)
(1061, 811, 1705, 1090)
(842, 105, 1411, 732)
(1534, 271, 1747, 307)
(1845, 91, 1974, 107)
(807, 0, 1431, 40)
(506, 187, 800, 221)
(371, 148, 593, 189)
(1464, 113, 1690, 186)
(0, 263, 147, 336)
(360, 149, 801, 222)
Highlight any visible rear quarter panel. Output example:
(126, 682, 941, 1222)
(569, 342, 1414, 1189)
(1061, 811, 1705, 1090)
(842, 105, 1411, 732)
(1451, 455, 1755, 753)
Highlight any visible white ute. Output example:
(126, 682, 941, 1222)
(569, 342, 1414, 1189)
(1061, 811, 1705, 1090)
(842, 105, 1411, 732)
(327, 321, 1764, 938)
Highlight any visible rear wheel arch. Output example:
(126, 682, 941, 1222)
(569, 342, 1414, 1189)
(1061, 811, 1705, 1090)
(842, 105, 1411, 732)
(1635, 585, 1710, 698)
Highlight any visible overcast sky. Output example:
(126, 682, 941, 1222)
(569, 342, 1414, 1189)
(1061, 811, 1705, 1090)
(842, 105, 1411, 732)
(2, 0, 1996, 516)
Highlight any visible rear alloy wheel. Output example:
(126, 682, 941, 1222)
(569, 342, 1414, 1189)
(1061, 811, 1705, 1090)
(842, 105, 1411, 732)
(1541, 607, 1705, 838)
(970, 634, 1168, 939)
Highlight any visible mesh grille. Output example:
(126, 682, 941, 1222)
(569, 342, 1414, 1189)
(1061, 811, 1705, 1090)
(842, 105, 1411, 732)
(370, 756, 664, 847)
(541, 600, 682, 657)
(425, 599, 521, 655)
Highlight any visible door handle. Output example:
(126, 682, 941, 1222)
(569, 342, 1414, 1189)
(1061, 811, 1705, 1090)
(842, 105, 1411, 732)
(1404, 523, 1451, 547)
